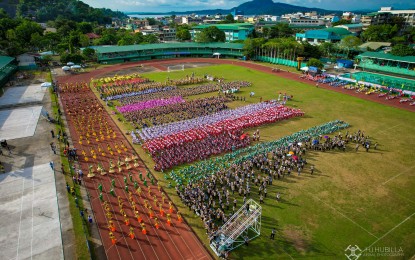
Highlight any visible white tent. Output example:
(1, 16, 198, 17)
(71, 65, 81, 69)
(41, 82, 52, 87)
(67, 62, 75, 66)
(62, 66, 70, 71)
(300, 67, 309, 71)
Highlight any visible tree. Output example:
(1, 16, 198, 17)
(307, 58, 324, 69)
(118, 34, 135, 46)
(243, 37, 266, 59)
(14, 20, 44, 48)
(340, 35, 362, 49)
(268, 23, 294, 38)
(0, 8, 8, 19)
(195, 26, 226, 43)
(332, 19, 351, 26)
(77, 22, 93, 34)
(176, 28, 191, 41)
(319, 42, 334, 57)
(82, 47, 96, 61)
(300, 41, 322, 59)
(390, 44, 415, 56)
(79, 34, 90, 47)
(224, 14, 235, 24)
(361, 24, 399, 42)
(143, 34, 159, 44)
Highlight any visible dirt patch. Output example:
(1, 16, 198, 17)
(98, 65, 159, 78)
(161, 62, 216, 70)
(283, 225, 311, 253)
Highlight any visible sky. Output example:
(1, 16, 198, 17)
(82, 0, 415, 13)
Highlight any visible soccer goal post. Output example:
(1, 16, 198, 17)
(167, 64, 185, 72)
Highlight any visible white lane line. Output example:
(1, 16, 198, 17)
(311, 195, 378, 239)
(16, 178, 25, 259)
(363, 212, 415, 251)
(382, 165, 415, 185)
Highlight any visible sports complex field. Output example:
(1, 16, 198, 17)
(58, 59, 415, 259)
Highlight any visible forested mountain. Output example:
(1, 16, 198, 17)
(16, 0, 126, 23)
(127, 0, 339, 16)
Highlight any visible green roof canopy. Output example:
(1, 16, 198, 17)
(93, 43, 244, 54)
(358, 51, 415, 64)
(322, 27, 352, 36)
(0, 56, 15, 71)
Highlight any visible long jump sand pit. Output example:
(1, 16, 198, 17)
(0, 163, 63, 260)
(0, 106, 42, 140)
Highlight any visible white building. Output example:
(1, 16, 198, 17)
(377, 7, 415, 29)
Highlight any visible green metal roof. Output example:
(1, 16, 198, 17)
(358, 51, 415, 64)
(365, 12, 378, 17)
(94, 43, 245, 54)
(323, 27, 352, 36)
(0, 56, 15, 70)
(193, 23, 254, 30)
(337, 23, 363, 28)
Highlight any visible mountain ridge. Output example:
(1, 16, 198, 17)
(126, 0, 342, 16)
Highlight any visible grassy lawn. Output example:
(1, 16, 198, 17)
(93, 64, 415, 259)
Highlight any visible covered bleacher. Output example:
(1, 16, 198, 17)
(93, 43, 244, 64)
(0, 56, 17, 89)
(357, 51, 415, 78)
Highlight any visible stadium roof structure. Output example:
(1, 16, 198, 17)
(358, 51, 415, 64)
(192, 23, 254, 30)
(0, 56, 15, 71)
(93, 43, 245, 54)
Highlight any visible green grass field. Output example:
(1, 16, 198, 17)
(103, 64, 415, 260)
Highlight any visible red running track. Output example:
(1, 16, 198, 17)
(57, 81, 212, 260)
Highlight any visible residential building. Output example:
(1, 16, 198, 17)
(288, 17, 326, 27)
(191, 23, 254, 42)
(158, 27, 177, 42)
(377, 7, 415, 29)
(181, 16, 203, 25)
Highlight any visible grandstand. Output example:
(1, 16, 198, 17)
(210, 199, 262, 256)
(357, 51, 415, 78)
(93, 43, 244, 64)
(0, 56, 17, 89)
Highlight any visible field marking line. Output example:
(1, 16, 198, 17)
(281, 247, 295, 260)
(310, 194, 378, 239)
(363, 212, 415, 251)
(382, 165, 415, 185)
(31, 170, 34, 260)
(374, 124, 401, 135)
(16, 178, 25, 259)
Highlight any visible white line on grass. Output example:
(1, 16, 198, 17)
(363, 212, 415, 251)
(16, 178, 25, 259)
(374, 124, 401, 135)
(311, 195, 378, 239)
(382, 165, 415, 185)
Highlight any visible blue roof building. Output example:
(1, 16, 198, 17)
(295, 27, 352, 45)
(191, 23, 254, 42)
